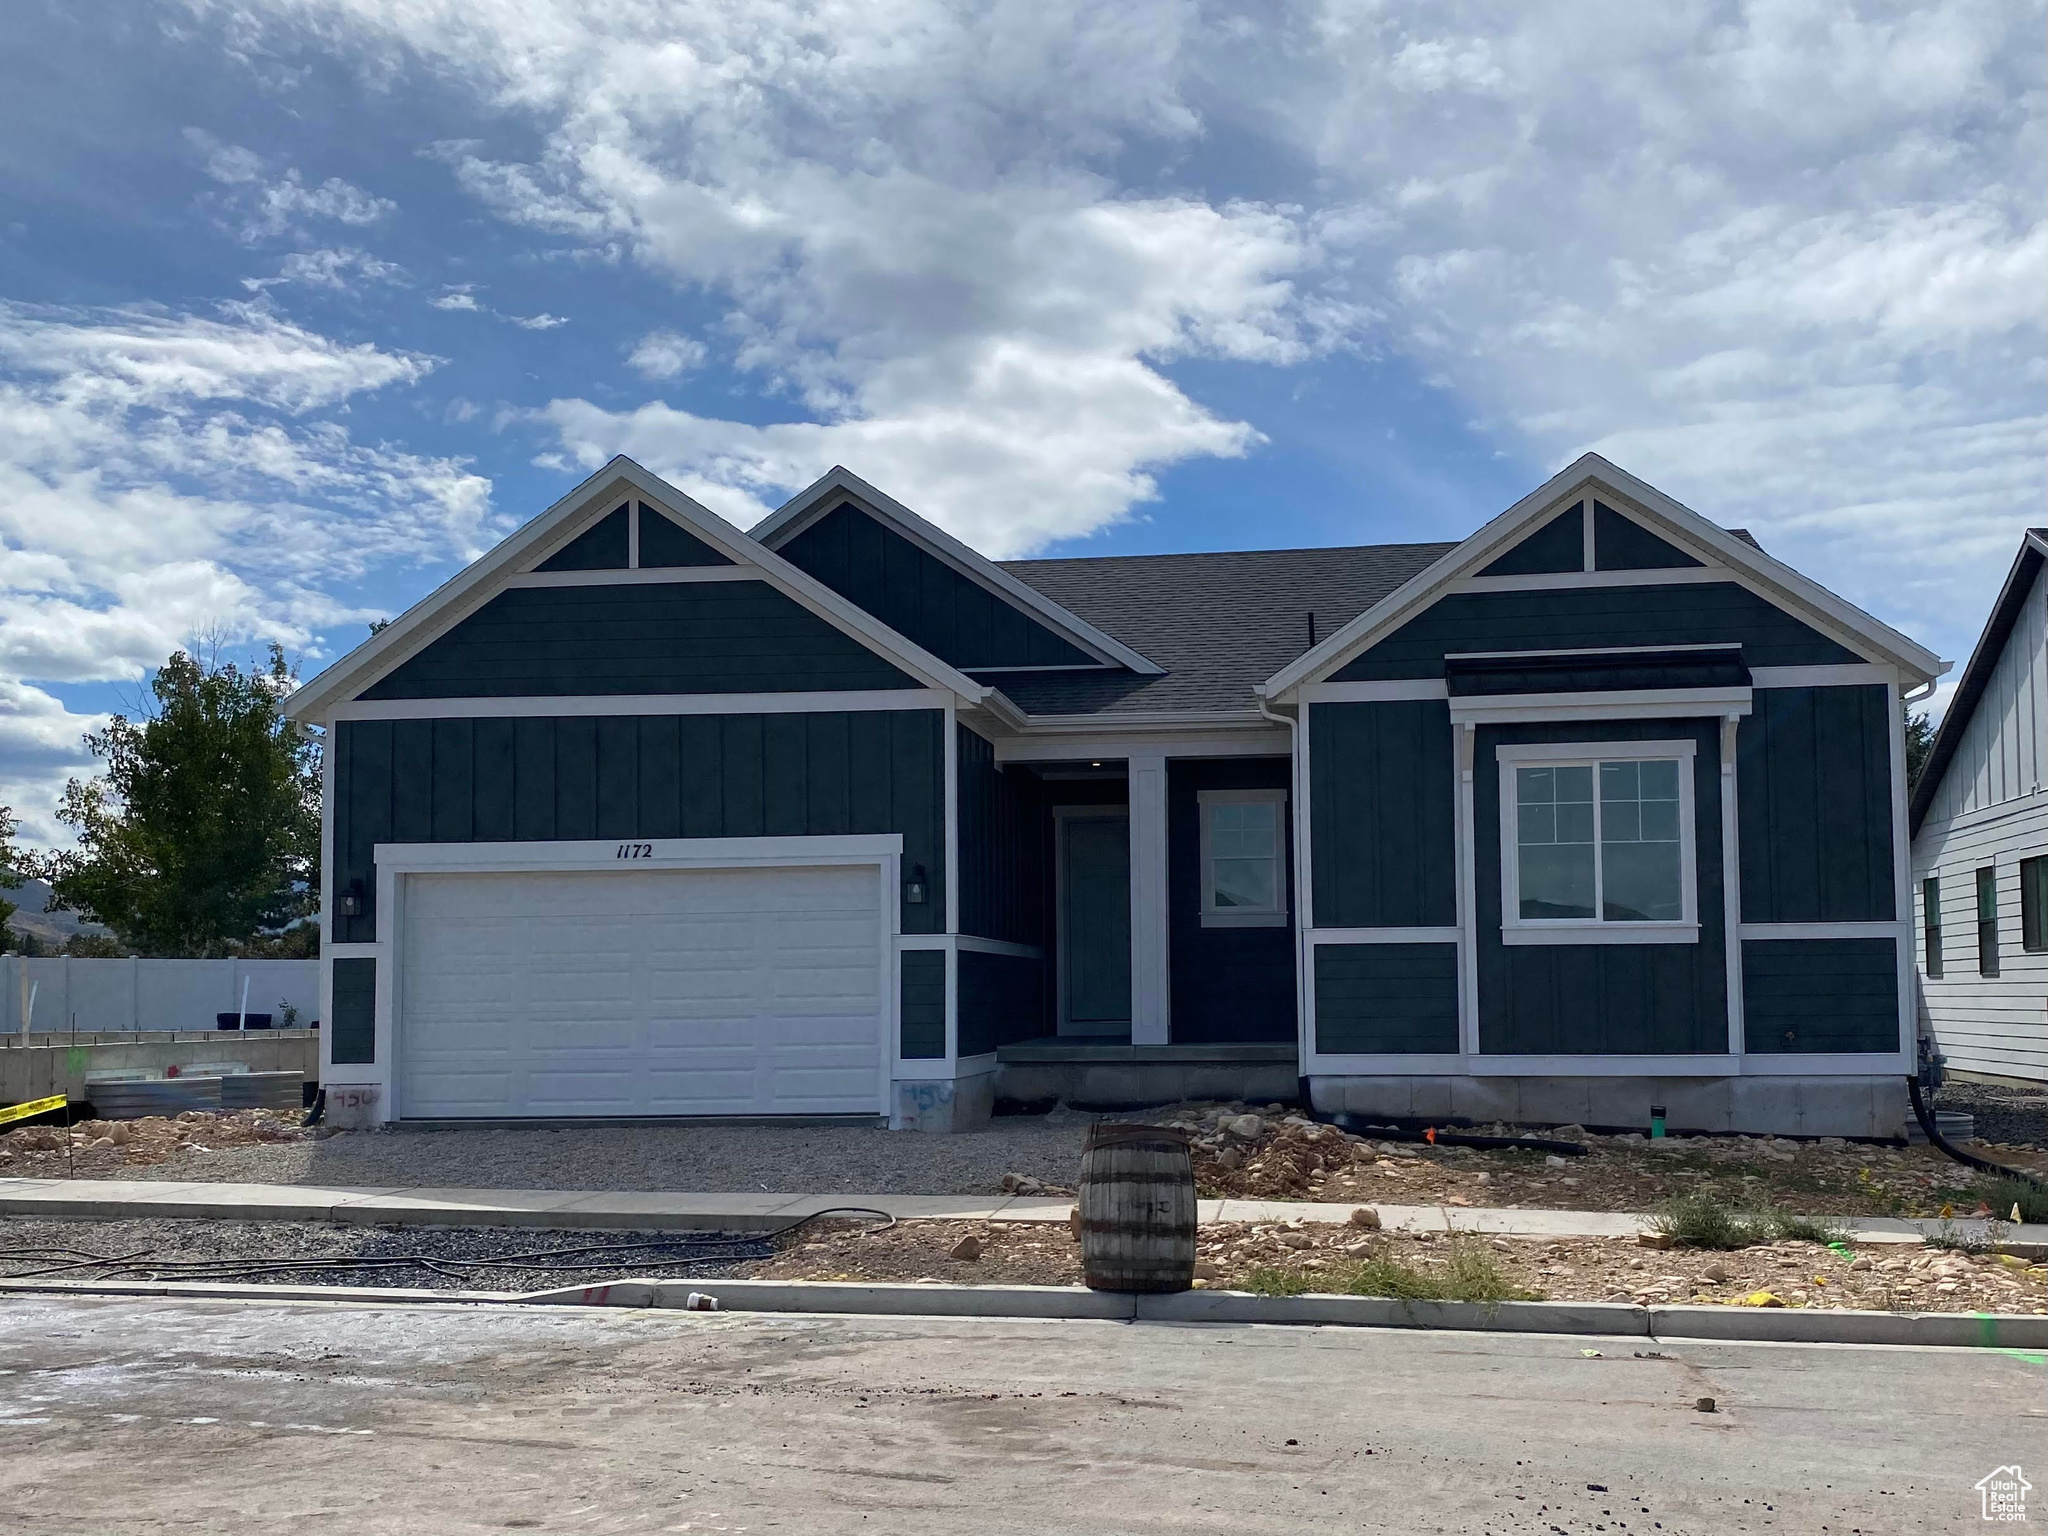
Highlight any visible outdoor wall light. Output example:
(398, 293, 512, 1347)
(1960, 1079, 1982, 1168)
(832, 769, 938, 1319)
(905, 864, 929, 904)
(337, 879, 365, 918)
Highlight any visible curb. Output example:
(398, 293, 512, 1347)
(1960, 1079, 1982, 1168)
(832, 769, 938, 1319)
(4, 1274, 2042, 1347)
(493, 1276, 2048, 1348)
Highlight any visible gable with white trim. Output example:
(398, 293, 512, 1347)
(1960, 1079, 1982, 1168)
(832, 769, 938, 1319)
(286, 459, 1007, 723)
(753, 466, 1163, 677)
(1261, 454, 1940, 702)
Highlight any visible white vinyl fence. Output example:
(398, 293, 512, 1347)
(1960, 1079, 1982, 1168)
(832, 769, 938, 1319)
(1, 957, 320, 1034)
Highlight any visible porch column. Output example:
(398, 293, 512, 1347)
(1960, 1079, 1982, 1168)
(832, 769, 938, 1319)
(1128, 750, 1172, 1045)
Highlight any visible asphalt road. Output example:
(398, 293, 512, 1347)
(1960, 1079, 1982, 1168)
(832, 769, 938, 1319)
(0, 1295, 2039, 1534)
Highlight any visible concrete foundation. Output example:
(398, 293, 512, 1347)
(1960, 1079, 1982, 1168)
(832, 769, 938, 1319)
(890, 1071, 995, 1132)
(993, 1043, 1300, 1111)
(1309, 1074, 1914, 1139)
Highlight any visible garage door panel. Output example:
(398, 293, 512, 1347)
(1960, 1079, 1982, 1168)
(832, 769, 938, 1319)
(400, 863, 884, 1118)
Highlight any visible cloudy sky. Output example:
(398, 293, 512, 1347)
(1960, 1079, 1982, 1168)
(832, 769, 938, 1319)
(1, 0, 2041, 843)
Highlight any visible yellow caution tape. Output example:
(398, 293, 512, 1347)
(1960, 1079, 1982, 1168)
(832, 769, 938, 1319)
(0, 1093, 67, 1128)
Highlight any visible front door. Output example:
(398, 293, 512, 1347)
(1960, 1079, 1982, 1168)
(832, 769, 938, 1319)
(1059, 811, 1132, 1036)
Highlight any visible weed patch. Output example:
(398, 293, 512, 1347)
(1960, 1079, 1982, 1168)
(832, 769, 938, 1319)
(1651, 1194, 1847, 1250)
(1978, 1176, 2048, 1225)
(1237, 1239, 1540, 1303)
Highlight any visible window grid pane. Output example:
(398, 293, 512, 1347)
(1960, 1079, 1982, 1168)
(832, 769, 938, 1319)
(1516, 765, 1595, 919)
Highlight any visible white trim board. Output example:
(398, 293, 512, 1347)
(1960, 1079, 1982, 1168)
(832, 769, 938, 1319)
(1450, 566, 1733, 594)
(994, 728, 1289, 764)
(1738, 922, 1904, 941)
(751, 465, 1163, 676)
(506, 567, 756, 589)
(1259, 453, 1942, 700)
(1449, 688, 1752, 726)
(329, 689, 951, 722)
(1308, 927, 1460, 945)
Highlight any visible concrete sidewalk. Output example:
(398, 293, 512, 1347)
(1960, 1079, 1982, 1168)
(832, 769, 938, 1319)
(4, 1175, 2044, 1248)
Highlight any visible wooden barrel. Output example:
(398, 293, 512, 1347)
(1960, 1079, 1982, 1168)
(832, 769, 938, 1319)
(1077, 1122, 1197, 1293)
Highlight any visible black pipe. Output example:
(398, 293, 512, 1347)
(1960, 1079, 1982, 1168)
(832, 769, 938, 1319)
(1907, 1075, 2048, 1198)
(1325, 1113, 1589, 1156)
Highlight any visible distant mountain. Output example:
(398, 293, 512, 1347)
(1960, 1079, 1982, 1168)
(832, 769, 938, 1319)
(5, 880, 115, 947)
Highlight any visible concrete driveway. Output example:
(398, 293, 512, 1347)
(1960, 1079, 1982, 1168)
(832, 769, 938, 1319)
(0, 1295, 2038, 1533)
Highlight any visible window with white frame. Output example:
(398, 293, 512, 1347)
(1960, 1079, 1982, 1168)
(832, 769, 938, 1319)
(1497, 742, 1697, 944)
(1198, 788, 1287, 927)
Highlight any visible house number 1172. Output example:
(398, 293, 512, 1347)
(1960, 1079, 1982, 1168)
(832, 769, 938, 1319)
(615, 842, 654, 859)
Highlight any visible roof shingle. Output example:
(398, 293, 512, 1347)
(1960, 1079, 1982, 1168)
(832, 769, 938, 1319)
(991, 542, 1456, 716)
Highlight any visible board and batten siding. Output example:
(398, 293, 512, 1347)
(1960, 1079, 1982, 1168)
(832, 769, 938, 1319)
(330, 710, 946, 947)
(1738, 685, 1896, 923)
(363, 581, 917, 699)
(1169, 757, 1297, 1045)
(1331, 584, 1857, 682)
(778, 502, 1094, 670)
(1925, 563, 2048, 826)
(1307, 699, 1457, 928)
(1911, 562, 2048, 1083)
(1474, 719, 1728, 1054)
(958, 950, 1044, 1057)
(1313, 943, 1459, 1054)
(899, 950, 946, 1060)
(955, 725, 1045, 946)
(1742, 937, 1899, 1054)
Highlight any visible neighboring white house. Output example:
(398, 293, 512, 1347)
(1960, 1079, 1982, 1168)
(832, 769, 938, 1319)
(1910, 529, 2048, 1085)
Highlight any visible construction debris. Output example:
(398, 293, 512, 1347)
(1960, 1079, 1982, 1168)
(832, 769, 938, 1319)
(0, 1108, 312, 1173)
(1144, 1101, 2048, 1218)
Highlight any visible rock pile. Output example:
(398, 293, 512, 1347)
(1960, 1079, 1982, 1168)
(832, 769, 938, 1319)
(0, 1108, 311, 1170)
(1162, 1104, 1377, 1199)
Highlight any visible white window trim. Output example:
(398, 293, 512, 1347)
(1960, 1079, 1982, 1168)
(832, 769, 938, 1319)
(1496, 739, 1699, 946)
(1197, 787, 1289, 929)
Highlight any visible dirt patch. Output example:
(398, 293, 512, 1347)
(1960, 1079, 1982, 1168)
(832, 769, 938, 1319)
(0, 1109, 314, 1175)
(740, 1217, 2048, 1315)
(1163, 1103, 2048, 1218)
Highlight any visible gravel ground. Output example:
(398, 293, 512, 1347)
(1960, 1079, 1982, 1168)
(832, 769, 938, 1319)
(0, 1216, 795, 1293)
(1936, 1079, 2048, 1147)
(9, 1214, 2040, 1314)
(12, 1108, 1098, 1194)
(751, 1218, 2048, 1314)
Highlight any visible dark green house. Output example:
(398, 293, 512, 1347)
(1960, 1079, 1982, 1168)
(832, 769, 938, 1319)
(288, 453, 1939, 1134)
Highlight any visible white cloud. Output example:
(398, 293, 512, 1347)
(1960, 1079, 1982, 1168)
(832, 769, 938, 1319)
(188, 129, 397, 242)
(626, 330, 707, 379)
(206, 0, 1337, 550)
(0, 301, 496, 839)
(201, 0, 2042, 645)
(430, 287, 482, 311)
(1272, 0, 2045, 650)
(511, 312, 570, 330)
(243, 247, 406, 292)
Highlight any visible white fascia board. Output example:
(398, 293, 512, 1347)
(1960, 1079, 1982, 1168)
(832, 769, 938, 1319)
(752, 466, 1164, 676)
(286, 457, 998, 724)
(1259, 452, 1942, 701)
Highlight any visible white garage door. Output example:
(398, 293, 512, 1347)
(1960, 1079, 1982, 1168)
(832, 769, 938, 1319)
(397, 864, 885, 1119)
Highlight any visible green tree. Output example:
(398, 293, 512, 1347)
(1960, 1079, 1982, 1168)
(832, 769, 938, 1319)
(0, 805, 25, 946)
(38, 645, 320, 956)
(1906, 707, 1935, 794)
